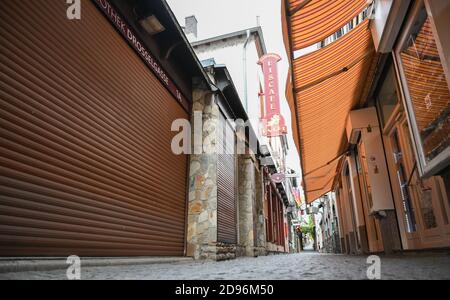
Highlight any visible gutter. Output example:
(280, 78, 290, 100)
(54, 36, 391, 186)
(192, 27, 267, 54)
(243, 29, 251, 112)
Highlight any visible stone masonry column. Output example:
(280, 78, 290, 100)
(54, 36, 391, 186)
(254, 167, 267, 256)
(237, 154, 257, 257)
(186, 88, 220, 260)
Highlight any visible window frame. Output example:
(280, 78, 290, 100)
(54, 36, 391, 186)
(393, 0, 450, 178)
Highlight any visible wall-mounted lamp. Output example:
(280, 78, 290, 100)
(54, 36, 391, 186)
(139, 15, 165, 35)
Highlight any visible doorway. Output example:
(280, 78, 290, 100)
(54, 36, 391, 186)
(355, 142, 384, 253)
(386, 116, 450, 249)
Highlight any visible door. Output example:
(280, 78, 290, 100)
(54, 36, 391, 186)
(343, 164, 360, 254)
(390, 126, 419, 234)
(386, 116, 450, 249)
(0, 1, 188, 256)
(355, 142, 384, 253)
(398, 120, 450, 246)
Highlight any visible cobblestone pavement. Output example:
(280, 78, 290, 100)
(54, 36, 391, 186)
(1, 252, 450, 280)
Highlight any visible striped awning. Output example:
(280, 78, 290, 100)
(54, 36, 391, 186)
(283, 1, 376, 202)
(288, 0, 368, 50)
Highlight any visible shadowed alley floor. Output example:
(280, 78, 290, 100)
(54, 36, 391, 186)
(1, 252, 450, 280)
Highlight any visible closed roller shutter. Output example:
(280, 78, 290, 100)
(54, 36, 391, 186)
(0, 0, 188, 256)
(217, 112, 237, 244)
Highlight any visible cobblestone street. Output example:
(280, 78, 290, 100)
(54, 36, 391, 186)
(1, 252, 450, 280)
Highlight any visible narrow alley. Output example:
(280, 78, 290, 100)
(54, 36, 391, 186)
(1, 0, 450, 284)
(2, 252, 450, 280)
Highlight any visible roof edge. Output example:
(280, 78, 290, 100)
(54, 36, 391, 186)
(191, 26, 267, 55)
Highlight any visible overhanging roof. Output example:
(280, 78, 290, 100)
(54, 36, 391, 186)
(192, 27, 267, 55)
(204, 63, 263, 157)
(283, 0, 376, 203)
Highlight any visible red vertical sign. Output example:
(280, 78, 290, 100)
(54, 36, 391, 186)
(258, 53, 287, 137)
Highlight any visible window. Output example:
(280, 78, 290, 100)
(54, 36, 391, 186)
(401, 122, 437, 230)
(390, 128, 417, 233)
(396, 4, 450, 176)
(377, 62, 400, 127)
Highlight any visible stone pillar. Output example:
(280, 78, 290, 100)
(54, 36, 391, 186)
(237, 154, 257, 257)
(186, 88, 220, 260)
(254, 167, 267, 256)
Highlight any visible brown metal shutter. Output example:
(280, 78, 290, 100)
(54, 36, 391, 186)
(0, 1, 188, 256)
(217, 112, 237, 244)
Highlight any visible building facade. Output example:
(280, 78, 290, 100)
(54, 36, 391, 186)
(184, 19, 294, 256)
(0, 0, 292, 261)
(371, 0, 450, 251)
(286, 173, 302, 253)
(315, 194, 342, 254)
(0, 0, 211, 257)
(283, 0, 450, 255)
(185, 60, 267, 260)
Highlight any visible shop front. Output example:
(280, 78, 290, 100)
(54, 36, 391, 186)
(264, 169, 287, 253)
(376, 0, 450, 249)
(394, 0, 450, 179)
(0, 0, 206, 256)
(283, 0, 450, 254)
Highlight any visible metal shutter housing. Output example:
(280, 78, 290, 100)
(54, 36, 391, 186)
(0, 1, 188, 256)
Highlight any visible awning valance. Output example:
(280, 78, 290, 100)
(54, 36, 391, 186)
(283, 1, 376, 202)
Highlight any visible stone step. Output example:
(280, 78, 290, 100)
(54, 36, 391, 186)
(0, 257, 194, 274)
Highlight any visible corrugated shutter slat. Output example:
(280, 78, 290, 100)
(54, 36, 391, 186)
(0, 0, 188, 256)
(217, 113, 237, 244)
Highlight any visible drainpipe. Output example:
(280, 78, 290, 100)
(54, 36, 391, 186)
(243, 30, 251, 112)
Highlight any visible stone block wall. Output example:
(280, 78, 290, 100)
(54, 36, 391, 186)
(186, 88, 221, 260)
(237, 155, 257, 257)
(216, 243, 237, 261)
(186, 86, 269, 260)
(254, 167, 267, 256)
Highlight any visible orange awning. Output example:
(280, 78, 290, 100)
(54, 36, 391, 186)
(283, 1, 376, 203)
(288, 0, 368, 50)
